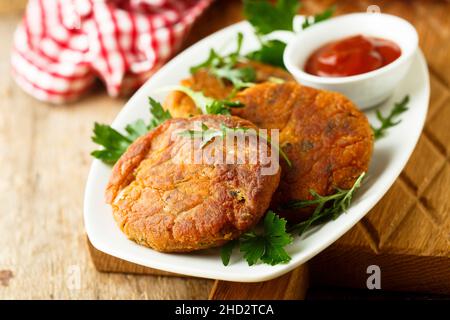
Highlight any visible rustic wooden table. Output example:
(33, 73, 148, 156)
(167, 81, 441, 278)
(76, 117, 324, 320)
(1, 0, 449, 299)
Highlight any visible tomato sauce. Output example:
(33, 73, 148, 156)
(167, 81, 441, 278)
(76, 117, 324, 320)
(305, 35, 401, 77)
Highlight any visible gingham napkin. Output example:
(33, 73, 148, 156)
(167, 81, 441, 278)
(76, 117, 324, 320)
(11, 0, 212, 103)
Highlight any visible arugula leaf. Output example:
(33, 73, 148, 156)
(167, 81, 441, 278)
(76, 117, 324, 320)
(178, 123, 226, 148)
(178, 122, 292, 167)
(286, 172, 365, 236)
(91, 97, 172, 165)
(240, 211, 293, 266)
(178, 123, 248, 148)
(227, 31, 244, 66)
(189, 33, 256, 92)
(190, 32, 244, 74)
(222, 173, 366, 267)
(371, 95, 409, 140)
(206, 100, 244, 115)
(246, 39, 287, 68)
(302, 6, 335, 29)
(163, 85, 244, 115)
(210, 66, 256, 91)
(260, 131, 292, 167)
(243, 0, 300, 35)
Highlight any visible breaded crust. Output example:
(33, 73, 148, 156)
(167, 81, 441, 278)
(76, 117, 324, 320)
(164, 60, 294, 118)
(234, 82, 374, 222)
(106, 115, 281, 252)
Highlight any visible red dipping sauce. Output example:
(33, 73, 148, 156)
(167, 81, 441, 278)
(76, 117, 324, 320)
(305, 35, 401, 77)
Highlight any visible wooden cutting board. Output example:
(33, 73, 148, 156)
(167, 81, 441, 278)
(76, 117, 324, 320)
(87, 0, 450, 298)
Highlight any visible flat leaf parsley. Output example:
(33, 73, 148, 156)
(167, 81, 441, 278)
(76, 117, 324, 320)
(243, 0, 300, 35)
(91, 97, 171, 165)
(244, 0, 334, 68)
(221, 211, 293, 266)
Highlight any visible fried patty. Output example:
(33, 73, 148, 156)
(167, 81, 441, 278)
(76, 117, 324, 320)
(164, 60, 294, 118)
(105, 115, 281, 252)
(165, 75, 374, 222)
(234, 82, 374, 222)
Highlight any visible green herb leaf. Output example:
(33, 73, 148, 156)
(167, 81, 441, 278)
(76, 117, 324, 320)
(220, 240, 237, 266)
(125, 119, 148, 141)
(190, 33, 256, 92)
(206, 100, 244, 115)
(178, 122, 292, 167)
(240, 233, 266, 266)
(191, 32, 257, 90)
(190, 49, 222, 74)
(163, 85, 244, 115)
(286, 172, 365, 236)
(178, 123, 224, 148)
(246, 39, 287, 68)
(243, 0, 300, 35)
(91, 97, 172, 165)
(228, 31, 244, 66)
(91, 123, 133, 165)
(371, 95, 409, 140)
(240, 211, 293, 266)
(302, 6, 335, 29)
(148, 97, 172, 129)
(210, 66, 256, 91)
(190, 32, 244, 74)
(263, 132, 292, 167)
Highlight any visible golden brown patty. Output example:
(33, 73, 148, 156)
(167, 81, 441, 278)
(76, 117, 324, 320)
(234, 82, 374, 222)
(105, 115, 281, 252)
(165, 73, 374, 222)
(164, 60, 294, 118)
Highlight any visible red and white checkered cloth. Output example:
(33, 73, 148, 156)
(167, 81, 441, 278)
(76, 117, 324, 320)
(11, 0, 212, 103)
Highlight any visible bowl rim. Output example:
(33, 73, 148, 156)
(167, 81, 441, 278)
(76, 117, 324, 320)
(284, 12, 419, 84)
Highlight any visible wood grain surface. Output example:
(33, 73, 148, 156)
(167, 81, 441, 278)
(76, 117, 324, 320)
(1, 0, 449, 299)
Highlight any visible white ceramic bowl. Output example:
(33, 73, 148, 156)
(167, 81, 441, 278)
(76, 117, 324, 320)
(284, 13, 418, 109)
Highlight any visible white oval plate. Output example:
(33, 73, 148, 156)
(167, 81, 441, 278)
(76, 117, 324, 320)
(84, 17, 429, 282)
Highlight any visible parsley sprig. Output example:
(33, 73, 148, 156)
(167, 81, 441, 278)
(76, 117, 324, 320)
(286, 172, 365, 236)
(191, 1, 335, 74)
(246, 39, 288, 68)
(243, 0, 300, 35)
(221, 211, 293, 266)
(91, 97, 171, 164)
(244, 0, 334, 68)
(178, 122, 292, 167)
(371, 95, 410, 140)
